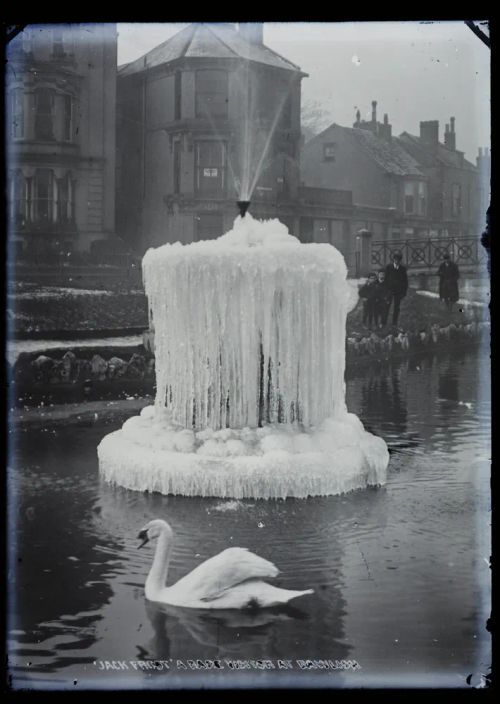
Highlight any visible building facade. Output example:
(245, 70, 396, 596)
(398, 118, 480, 238)
(6, 24, 117, 257)
(116, 23, 307, 252)
(302, 102, 483, 248)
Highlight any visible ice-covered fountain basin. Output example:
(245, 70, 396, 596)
(97, 405, 389, 499)
(98, 214, 389, 498)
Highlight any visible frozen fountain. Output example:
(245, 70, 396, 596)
(98, 209, 389, 499)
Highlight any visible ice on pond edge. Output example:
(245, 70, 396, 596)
(97, 405, 389, 499)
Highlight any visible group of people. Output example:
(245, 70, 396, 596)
(359, 252, 408, 329)
(359, 251, 461, 330)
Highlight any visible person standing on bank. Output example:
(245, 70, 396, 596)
(384, 252, 408, 327)
(375, 269, 392, 327)
(437, 253, 460, 310)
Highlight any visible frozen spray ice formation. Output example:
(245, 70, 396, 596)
(98, 215, 389, 498)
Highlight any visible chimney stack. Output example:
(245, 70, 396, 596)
(444, 116, 456, 150)
(378, 113, 392, 141)
(238, 23, 264, 44)
(372, 100, 377, 123)
(420, 120, 439, 147)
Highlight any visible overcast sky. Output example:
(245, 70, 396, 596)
(117, 21, 490, 163)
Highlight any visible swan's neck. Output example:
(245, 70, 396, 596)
(146, 526, 173, 596)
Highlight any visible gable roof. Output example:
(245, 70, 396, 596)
(396, 132, 477, 172)
(350, 128, 425, 177)
(306, 124, 424, 178)
(119, 23, 305, 77)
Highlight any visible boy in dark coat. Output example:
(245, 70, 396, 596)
(359, 272, 378, 328)
(437, 253, 460, 310)
(384, 252, 408, 326)
(375, 270, 392, 327)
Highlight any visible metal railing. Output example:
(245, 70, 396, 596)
(371, 237, 488, 271)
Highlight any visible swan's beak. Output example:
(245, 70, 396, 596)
(137, 529, 149, 549)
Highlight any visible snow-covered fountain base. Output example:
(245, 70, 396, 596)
(98, 215, 389, 499)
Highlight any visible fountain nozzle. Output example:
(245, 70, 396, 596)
(237, 200, 251, 218)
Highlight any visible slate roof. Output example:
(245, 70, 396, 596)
(119, 23, 305, 77)
(396, 133, 477, 172)
(349, 128, 425, 177)
(308, 124, 424, 178)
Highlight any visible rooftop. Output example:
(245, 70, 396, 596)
(307, 124, 424, 178)
(396, 132, 477, 171)
(119, 23, 306, 77)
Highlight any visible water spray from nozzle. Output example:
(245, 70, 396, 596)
(237, 200, 250, 218)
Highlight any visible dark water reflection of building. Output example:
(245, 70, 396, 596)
(349, 359, 408, 437)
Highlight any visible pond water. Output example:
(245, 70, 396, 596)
(7, 347, 491, 690)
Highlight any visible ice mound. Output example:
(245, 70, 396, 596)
(99, 214, 389, 499)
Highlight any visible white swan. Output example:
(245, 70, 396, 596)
(137, 519, 313, 609)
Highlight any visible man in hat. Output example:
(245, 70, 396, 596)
(384, 252, 408, 326)
(437, 252, 460, 310)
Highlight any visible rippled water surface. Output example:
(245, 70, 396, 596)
(7, 348, 491, 689)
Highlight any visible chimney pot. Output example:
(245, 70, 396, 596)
(450, 116, 455, 133)
(371, 100, 377, 122)
(238, 22, 264, 44)
(384, 113, 388, 124)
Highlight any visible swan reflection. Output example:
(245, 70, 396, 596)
(141, 599, 308, 658)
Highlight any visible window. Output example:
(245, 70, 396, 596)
(195, 70, 228, 119)
(52, 26, 65, 57)
(34, 169, 54, 223)
(451, 183, 462, 217)
(404, 182, 414, 214)
(196, 212, 223, 241)
(56, 173, 74, 223)
(10, 171, 29, 226)
(63, 94, 73, 141)
(418, 181, 427, 215)
(174, 71, 182, 121)
(173, 140, 181, 194)
(195, 141, 226, 195)
(35, 88, 54, 140)
(299, 217, 314, 243)
(11, 88, 24, 138)
(313, 219, 330, 243)
(323, 143, 336, 161)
